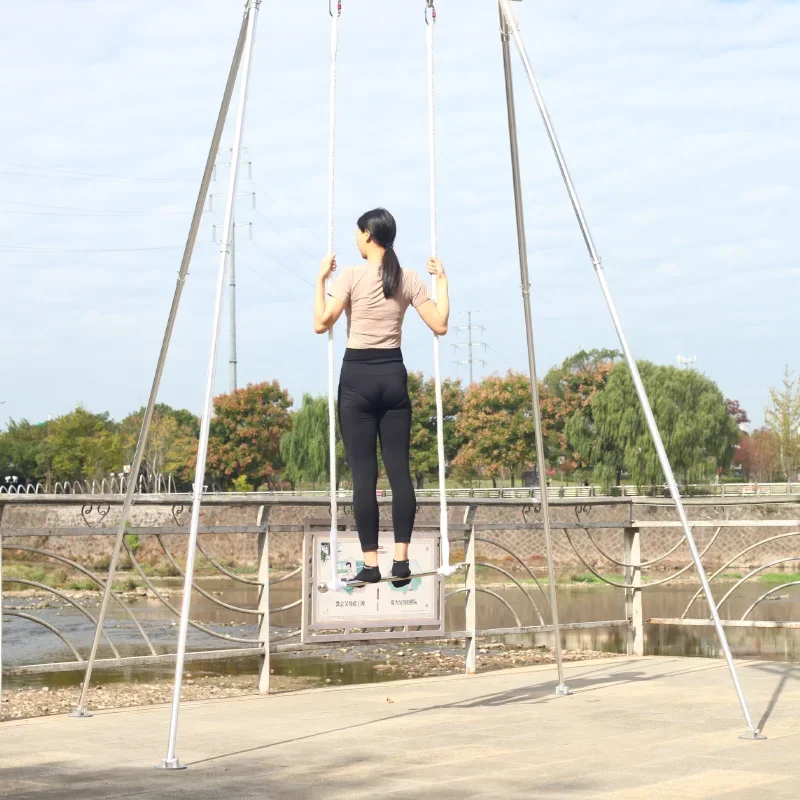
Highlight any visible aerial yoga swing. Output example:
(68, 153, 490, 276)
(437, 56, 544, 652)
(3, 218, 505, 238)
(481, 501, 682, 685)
(315, 0, 461, 593)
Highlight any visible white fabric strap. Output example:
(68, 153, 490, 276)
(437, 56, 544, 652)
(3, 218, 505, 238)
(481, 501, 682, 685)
(427, 11, 454, 577)
(327, 6, 343, 591)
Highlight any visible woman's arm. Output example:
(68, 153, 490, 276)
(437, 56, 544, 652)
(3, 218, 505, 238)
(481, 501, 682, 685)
(314, 254, 346, 334)
(416, 257, 450, 336)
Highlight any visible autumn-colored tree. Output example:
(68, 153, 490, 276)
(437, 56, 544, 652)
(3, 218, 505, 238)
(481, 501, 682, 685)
(119, 404, 200, 490)
(280, 394, 348, 490)
(764, 366, 800, 481)
(452, 371, 539, 486)
(407, 372, 464, 488)
(541, 348, 620, 474)
(734, 428, 779, 482)
(567, 362, 738, 489)
(727, 399, 750, 428)
(207, 381, 293, 489)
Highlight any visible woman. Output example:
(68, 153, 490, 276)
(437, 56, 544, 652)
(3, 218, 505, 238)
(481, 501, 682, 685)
(314, 208, 450, 587)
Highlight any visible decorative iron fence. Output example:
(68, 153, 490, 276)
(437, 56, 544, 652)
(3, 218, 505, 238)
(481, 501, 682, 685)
(1, 495, 799, 711)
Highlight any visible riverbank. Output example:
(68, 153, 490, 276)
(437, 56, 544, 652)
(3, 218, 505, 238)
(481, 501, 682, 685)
(0, 644, 618, 721)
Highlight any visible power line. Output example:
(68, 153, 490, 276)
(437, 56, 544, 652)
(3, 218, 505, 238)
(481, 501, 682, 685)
(235, 254, 304, 301)
(0, 243, 182, 253)
(0, 160, 191, 185)
(246, 237, 315, 288)
(0, 200, 192, 217)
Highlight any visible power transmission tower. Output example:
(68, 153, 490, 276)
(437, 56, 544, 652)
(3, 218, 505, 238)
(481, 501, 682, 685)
(209, 148, 254, 392)
(453, 311, 488, 385)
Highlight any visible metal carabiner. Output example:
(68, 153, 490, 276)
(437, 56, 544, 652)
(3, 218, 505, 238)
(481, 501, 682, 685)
(425, 0, 436, 26)
(330, 0, 342, 18)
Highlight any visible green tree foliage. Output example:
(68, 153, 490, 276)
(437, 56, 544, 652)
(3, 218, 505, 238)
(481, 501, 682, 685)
(280, 394, 348, 489)
(452, 371, 538, 486)
(567, 362, 739, 489)
(0, 419, 49, 483)
(542, 348, 620, 474)
(764, 366, 800, 481)
(119, 404, 199, 489)
(38, 407, 123, 484)
(207, 381, 292, 489)
(407, 372, 464, 488)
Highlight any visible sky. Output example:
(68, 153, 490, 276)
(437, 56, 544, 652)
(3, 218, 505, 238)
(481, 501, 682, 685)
(0, 0, 798, 430)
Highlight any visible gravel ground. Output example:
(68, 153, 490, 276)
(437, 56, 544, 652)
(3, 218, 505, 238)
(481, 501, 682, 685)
(1, 644, 618, 722)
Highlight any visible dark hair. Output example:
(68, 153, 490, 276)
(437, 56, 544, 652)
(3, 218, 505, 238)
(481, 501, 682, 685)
(357, 207, 401, 299)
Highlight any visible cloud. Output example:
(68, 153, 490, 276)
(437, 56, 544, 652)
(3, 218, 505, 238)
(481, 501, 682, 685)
(0, 0, 798, 429)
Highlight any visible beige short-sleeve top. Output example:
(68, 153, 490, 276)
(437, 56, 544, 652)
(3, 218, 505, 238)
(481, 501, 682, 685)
(328, 264, 430, 349)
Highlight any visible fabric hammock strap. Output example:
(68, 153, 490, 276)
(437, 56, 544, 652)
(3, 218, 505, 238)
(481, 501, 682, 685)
(426, 3, 455, 577)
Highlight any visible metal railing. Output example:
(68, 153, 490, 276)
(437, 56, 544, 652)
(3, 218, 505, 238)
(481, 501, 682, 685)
(2, 480, 798, 499)
(1, 495, 799, 712)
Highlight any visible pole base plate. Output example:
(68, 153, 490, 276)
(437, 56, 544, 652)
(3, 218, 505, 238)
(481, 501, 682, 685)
(157, 758, 187, 770)
(68, 707, 92, 719)
(739, 730, 767, 741)
(555, 684, 572, 696)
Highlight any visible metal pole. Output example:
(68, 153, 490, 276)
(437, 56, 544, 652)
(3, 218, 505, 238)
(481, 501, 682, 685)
(229, 226, 238, 391)
(498, 0, 761, 737)
(69, 8, 251, 720)
(160, 0, 262, 770)
(498, 4, 568, 695)
(0, 505, 5, 717)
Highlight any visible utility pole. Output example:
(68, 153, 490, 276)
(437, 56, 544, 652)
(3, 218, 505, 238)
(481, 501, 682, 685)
(209, 147, 254, 392)
(454, 310, 487, 385)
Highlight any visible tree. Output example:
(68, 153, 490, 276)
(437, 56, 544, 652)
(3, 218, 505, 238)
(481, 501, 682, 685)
(37, 407, 122, 485)
(727, 399, 750, 428)
(119, 404, 200, 490)
(280, 394, 348, 490)
(542, 348, 620, 475)
(0, 419, 49, 485)
(566, 362, 739, 490)
(452, 371, 539, 486)
(734, 428, 779, 482)
(764, 366, 800, 481)
(407, 373, 465, 489)
(207, 381, 293, 488)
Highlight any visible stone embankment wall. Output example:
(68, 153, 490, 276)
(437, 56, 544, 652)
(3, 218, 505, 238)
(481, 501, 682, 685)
(2, 499, 799, 575)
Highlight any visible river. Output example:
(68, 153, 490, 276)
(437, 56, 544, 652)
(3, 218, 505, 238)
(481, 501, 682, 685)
(3, 575, 799, 689)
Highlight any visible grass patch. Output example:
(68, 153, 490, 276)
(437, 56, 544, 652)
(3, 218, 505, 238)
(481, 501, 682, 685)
(3, 563, 69, 588)
(757, 572, 800, 585)
(721, 573, 743, 580)
(112, 576, 141, 592)
(67, 578, 101, 591)
(569, 573, 602, 584)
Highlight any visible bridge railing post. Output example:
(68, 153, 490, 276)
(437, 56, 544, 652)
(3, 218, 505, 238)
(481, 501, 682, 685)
(624, 526, 643, 656)
(256, 505, 271, 694)
(464, 504, 478, 675)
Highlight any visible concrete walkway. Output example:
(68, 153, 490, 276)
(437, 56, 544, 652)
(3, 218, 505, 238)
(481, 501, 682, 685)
(1, 657, 799, 799)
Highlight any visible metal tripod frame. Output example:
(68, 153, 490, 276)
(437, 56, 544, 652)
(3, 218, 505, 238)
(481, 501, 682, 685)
(497, 0, 761, 738)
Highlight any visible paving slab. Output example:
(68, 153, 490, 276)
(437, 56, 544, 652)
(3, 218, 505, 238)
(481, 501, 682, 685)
(1, 656, 798, 799)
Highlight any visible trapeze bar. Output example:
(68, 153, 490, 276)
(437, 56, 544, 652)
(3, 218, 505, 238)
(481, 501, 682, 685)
(317, 563, 466, 593)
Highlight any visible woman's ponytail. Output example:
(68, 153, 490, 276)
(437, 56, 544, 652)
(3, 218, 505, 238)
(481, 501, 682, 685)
(381, 245, 401, 300)
(357, 207, 401, 299)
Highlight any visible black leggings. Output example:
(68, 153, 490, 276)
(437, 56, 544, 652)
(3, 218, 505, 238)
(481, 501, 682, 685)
(338, 348, 416, 552)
